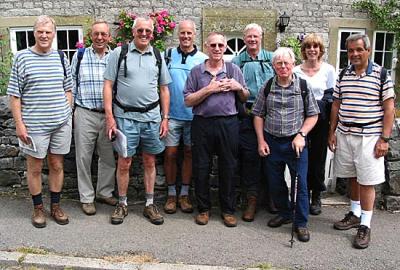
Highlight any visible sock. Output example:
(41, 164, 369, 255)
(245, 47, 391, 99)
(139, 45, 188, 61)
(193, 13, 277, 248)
(119, 195, 127, 206)
(168, 184, 177, 196)
(31, 193, 43, 206)
(50, 191, 61, 204)
(351, 200, 361, 217)
(180, 184, 190, 196)
(145, 193, 154, 206)
(360, 210, 373, 228)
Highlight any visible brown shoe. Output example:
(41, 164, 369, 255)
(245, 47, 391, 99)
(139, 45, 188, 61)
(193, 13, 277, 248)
(32, 204, 46, 228)
(333, 211, 361, 230)
(353, 225, 371, 249)
(295, 227, 310, 242)
(178, 195, 193, 213)
(111, 203, 128, 225)
(221, 213, 237, 227)
(267, 215, 292, 228)
(242, 196, 257, 222)
(96, 195, 118, 206)
(50, 203, 69, 225)
(164, 196, 177, 214)
(81, 203, 96, 215)
(195, 211, 209, 225)
(143, 204, 164, 225)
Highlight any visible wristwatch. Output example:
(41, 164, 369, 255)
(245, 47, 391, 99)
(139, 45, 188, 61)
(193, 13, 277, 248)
(297, 131, 306, 138)
(162, 114, 170, 120)
(380, 135, 390, 142)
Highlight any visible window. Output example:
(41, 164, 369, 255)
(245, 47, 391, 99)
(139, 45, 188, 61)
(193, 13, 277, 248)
(372, 31, 396, 82)
(224, 37, 246, 61)
(9, 26, 83, 62)
(336, 28, 366, 71)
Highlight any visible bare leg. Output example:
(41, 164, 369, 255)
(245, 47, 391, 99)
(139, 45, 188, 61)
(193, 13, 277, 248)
(26, 156, 44, 195)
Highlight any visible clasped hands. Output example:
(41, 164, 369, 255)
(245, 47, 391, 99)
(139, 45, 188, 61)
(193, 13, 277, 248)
(209, 76, 241, 93)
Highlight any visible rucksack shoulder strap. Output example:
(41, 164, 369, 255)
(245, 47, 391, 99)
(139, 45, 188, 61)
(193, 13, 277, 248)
(299, 78, 309, 116)
(75, 48, 86, 88)
(338, 66, 348, 82)
(113, 44, 129, 97)
(264, 77, 274, 98)
(152, 47, 162, 84)
(57, 50, 66, 78)
(164, 47, 172, 67)
(380, 67, 387, 102)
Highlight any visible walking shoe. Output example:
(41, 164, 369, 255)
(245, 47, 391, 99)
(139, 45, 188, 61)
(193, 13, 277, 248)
(295, 227, 310, 242)
(178, 195, 194, 213)
(32, 204, 46, 228)
(333, 211, 361, 230)
(266, 197, 278, 214)
(164, 196, 177, 214)
(267, 215, 292, 228)
(50, 203, 69, 225)
(242, 196, 257, 222)
(221, 213, 237, 227)
(353, 225, 371, 249)
(96, 195, 118, 206)
(195, 211, 209, 225)
(310, 191, 322, 215)
(81, 203, 96, 215)
(110, 203, 128, 225)
(143, 204, 164, 225)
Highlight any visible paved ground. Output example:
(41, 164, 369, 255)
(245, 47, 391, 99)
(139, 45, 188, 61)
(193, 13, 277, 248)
(0, 195, 399, 270)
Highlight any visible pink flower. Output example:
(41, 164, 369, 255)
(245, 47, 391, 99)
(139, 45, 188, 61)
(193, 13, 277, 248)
(169, 22, 176, 29)
(157, 26, 164, 34)
(160, 10, 168, 17)
(75, 41, 84, 49)
(117, 42, 123, 47)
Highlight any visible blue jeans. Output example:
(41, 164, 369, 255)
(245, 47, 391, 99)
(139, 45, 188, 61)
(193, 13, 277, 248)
(264, 132, 309, 227)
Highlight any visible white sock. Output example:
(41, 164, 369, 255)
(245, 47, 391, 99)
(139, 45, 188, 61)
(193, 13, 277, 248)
(145, 193, 154, 207)
(360, 210, 373, 228)
(119, 195, 127, 206)
(351, 200, 361, 217)
(168, 185, 176, 196)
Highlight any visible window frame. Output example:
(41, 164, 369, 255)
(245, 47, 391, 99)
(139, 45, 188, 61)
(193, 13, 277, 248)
(372, 30, 396, 83)
(336, 28, 366, 71)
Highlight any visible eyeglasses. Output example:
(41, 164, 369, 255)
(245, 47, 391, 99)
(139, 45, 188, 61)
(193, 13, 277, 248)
(209, 43, 225, 48)
(305, 44, 320, 49)
(136, 28, 152, 34)
(92, 32, 109, 37)
(275, 61, 293, 67)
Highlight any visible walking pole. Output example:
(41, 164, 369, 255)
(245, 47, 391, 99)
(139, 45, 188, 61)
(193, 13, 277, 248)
(289, 157, 299, 248)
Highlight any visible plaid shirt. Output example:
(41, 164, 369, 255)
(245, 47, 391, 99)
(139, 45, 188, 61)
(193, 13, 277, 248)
(71, 46, 111, 109)
(252, 75, 319, 137)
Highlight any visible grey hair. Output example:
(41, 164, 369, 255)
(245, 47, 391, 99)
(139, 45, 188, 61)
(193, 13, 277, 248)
(272, 47, 295, 64)
(132, 17, 154, 31)
(243, 23, 263, 36)
(178, 19, 196, 34)
(34, 15, 56, 32)
(205, 32, 227, 45)
(345, 34, 371, 50)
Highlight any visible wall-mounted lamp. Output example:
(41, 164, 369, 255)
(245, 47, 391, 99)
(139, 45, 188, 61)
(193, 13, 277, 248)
(276, 12, 290, 33)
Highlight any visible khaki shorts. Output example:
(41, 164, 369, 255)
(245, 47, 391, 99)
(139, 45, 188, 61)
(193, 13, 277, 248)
(20, 117, 72, 159)
(334, 132, 385, 185)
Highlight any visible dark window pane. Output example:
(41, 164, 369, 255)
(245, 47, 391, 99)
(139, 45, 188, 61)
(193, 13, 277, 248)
(374, 52, 383, 65)
(57, 30, 67, 50)
(227, 38, 236, 51)
(339, 52, 348, 69)
(384, 52, 393, 69)
(340, 32, 350, 50)
(238, 38, 245, 51)
(16, 31, 27, 51)
(375, 32, 384, 50)
(27, 31, 35, 47)
(68, 30, 78, 49)
(385, 33, 394, 51)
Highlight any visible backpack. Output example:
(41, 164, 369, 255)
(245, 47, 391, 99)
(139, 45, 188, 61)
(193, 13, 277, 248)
(236, 49, 272, 73)
(112, 43, 162, 113)
(225, 62, 247, 118)
(164, 47, 173, 67)
(57, 50, 66, 78)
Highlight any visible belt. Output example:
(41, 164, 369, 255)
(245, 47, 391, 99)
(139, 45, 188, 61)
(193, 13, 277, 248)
(75, 104, 105, 113)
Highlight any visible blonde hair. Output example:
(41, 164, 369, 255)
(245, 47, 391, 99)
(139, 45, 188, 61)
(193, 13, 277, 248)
(34, 15, 56, 32)
(301, 33, 325, 60)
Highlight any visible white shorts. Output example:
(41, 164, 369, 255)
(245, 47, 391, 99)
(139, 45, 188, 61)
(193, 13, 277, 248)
(334, 132, 385, 186)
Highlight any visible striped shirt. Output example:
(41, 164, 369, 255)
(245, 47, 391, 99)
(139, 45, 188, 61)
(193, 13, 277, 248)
(252, 74, 319, 137)
(71, 46, 111, 109)
(333, 61, 395, 136)
(7, 48, 73, 135)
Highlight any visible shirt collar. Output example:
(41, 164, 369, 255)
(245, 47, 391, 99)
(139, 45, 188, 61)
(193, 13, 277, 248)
(88, 45, 111, 55)
(200, 59, 226, 76)
(177, 45, 198, 56)
(129, 42, 152, 54)
(349, 60, 373, 75)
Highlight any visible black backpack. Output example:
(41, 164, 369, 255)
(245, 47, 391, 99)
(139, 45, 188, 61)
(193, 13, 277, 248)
(73, 48, 86, 89)
(57, 50, 66, 78)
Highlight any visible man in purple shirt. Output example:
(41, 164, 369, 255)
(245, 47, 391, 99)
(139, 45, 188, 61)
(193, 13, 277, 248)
(183, 32, 249, 227)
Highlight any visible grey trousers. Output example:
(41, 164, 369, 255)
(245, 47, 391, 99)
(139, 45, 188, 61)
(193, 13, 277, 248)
(74, 106, 116, 203)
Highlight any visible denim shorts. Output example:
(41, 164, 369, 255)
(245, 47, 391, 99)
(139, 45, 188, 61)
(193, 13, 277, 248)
(116, 117, 165, 156)
(163, 119, 191, 147)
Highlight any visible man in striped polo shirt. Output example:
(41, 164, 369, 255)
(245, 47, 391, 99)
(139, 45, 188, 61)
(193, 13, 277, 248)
(7, 15, 73, 228)
(328, 34, 395, 249)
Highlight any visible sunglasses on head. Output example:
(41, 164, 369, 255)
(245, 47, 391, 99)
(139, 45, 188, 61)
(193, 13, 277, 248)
(209, 43, 225, 48)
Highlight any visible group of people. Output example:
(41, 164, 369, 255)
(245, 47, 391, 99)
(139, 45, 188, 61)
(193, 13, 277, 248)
(7, 15, 395, 250)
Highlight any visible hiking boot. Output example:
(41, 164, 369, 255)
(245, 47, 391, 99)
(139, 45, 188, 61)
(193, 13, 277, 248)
(32, 204, 46, 228)
(310, 191, 322, 215)
(96, 195, 118, 206)
(111, 203, 128, 225)
(242, 196, 257, 222)
(195, 211, 209, 225)
(50, 203, 69, 225)
(143, 204, 164, 225)
(353, 225, 371, 249)
(333, 211, 361, 230)
(81, 203, 96, 216)
(178, 195, 193, 213)
(221, 213, 237, 227)
(164, 196, 177, 214)
(267, 215, 292, 228)
(295, 227, 310, 242)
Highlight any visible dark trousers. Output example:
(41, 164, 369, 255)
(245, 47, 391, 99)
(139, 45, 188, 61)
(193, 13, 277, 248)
(264, 132, 309, 227)
(307, 118, 329, 193)
(192, 115, 239, 214)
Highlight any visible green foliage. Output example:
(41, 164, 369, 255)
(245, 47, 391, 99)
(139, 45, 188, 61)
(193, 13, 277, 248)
(280, 36, 302, 65)
(0, 36, 13, 96)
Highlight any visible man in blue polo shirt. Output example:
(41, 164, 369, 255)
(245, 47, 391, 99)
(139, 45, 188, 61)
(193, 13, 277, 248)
(163, 20, 207, 215)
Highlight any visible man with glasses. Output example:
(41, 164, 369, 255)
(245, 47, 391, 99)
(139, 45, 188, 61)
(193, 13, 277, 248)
(184, 32, 249, 227)
(72, 20, 117, 216)
(103, 17, 171, 225)
(253, 47, 319, 242)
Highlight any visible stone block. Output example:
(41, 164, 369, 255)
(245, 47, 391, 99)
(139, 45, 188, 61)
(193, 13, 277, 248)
(0, 170, 20, 187)
(387, 138, 400, 161)
(386, 170, 400, 195)
(14, 155, 26, 170)
(0, 145, 19, 158)
(384, 195, 400, 211)
(0, 157, 14, 169)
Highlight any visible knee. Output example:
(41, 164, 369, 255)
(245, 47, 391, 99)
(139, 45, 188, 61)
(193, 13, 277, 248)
(118, 158, 132, 173)
(183, 147, 192, 160)
(142, 155, 156, 170)
(164, 149, 178, 162)
(48, 160, 64, 175)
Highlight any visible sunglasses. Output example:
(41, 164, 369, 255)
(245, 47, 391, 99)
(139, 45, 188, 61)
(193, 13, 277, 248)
(209, 43, 225, 48)
(136, 28, 152, 34)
